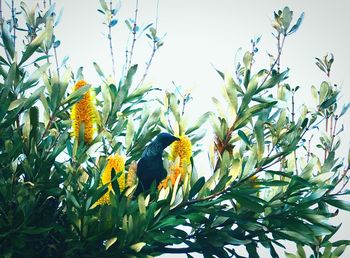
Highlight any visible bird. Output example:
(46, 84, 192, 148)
(135, 132, 179, 195)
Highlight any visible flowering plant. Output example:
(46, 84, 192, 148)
(0, 1, 349, 257)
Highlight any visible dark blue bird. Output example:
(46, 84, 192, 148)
(135, 132, 179, 195)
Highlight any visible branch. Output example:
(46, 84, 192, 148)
(152, 246, 201, 254)
(11, 0, 16, 51)
(0, 0, 3, 25)
(127, 0, 139, 70)
(108, 0, 116, 78)
(260, 34, 286, 88)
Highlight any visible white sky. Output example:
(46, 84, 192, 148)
(4, 0, 350, 257)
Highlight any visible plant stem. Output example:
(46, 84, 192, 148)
(153, 246, 200, 254)
(0, 0, 3, 25)
(127, 0, 139, 70)
(54, 46, 60, 79)
(136, 0, 159, 87)
(40, 114, 56, 142)
(11, 0, 16, 51)
(108, 0, 116, 78)
(307, 135, 314, 162)
(324, 116, 329, 161)
(260, 34, 286, 88)
(137, 42, 156, 87)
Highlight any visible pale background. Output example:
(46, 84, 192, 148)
(5, 0, 350, 257)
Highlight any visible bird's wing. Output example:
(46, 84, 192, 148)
(137, 155, 167, 191)
(142, 140, 163, 158)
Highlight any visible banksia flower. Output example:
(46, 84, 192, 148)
(71, 80, 97, 143)
(94, 154, 126, 206)
(170, 135, 192, 166)
(126, 161, 138, 188)
(158, 163, 183, 190)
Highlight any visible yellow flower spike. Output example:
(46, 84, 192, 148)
(170, 135, 192, 166)
(71, 80, 97, 143)
(157, 163, 183, 190)
(126, 161, 138, 188)
(94, 154, 126, 206)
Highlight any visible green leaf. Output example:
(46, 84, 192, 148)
(127, 82, 152, 101)
(19, 28, 48, 66)
(185, 111, 211, 135)
(242, 147, 257, 177)
(319, 81, 329, 104)
(1, 24, 15, 59)
(332, 245, 347, 257)
(234, 194, 264, 212)
(62, 85, 90, 106)
(320, 95, 337, 109)
(297, 244, 306, 258)
(288, 12, 305, 35)
(119, 64, 138, 102)
(238, 130, 250, 145)
(8, 98, 27, 111)
(254, 120, 265, 160)
(22, 227, 52, 235)
(125, 118, 134, 151)
(325, 198, 350, 211)
(99, 0, 108, 11)
(105, 237, 117, 250)
(280, 230, 315, 244)
(258, 69, 289, 92)
(284, 252, 298, 258)
(301, 156, 317, 180)
(282, 6, 293, 31)
(189, 177, 205, 199)
(259, 180, 289, 186)
(93, 62, 105, 78)
(101, 82, 112, 124)
(224, 73, 238, 113)
(23, 86, 45, 110)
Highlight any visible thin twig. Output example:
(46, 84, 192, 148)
(136, 0, 160, 87)
(0, 0, 3, 25)
(260, 34, 286, 88)
(127, 0, 139, 70)
(291, 89, 295, 122)
(54, 46, 60, 79)
(307, 135, 314, 162)
(39, 114, 55, 142)
(11, 0, 16, 50)
(137, 43, 156, 87)
(108, 0, 116, 78)
(324, 116, 329, 161)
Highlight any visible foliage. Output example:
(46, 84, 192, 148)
(0, 2, 349, 258)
